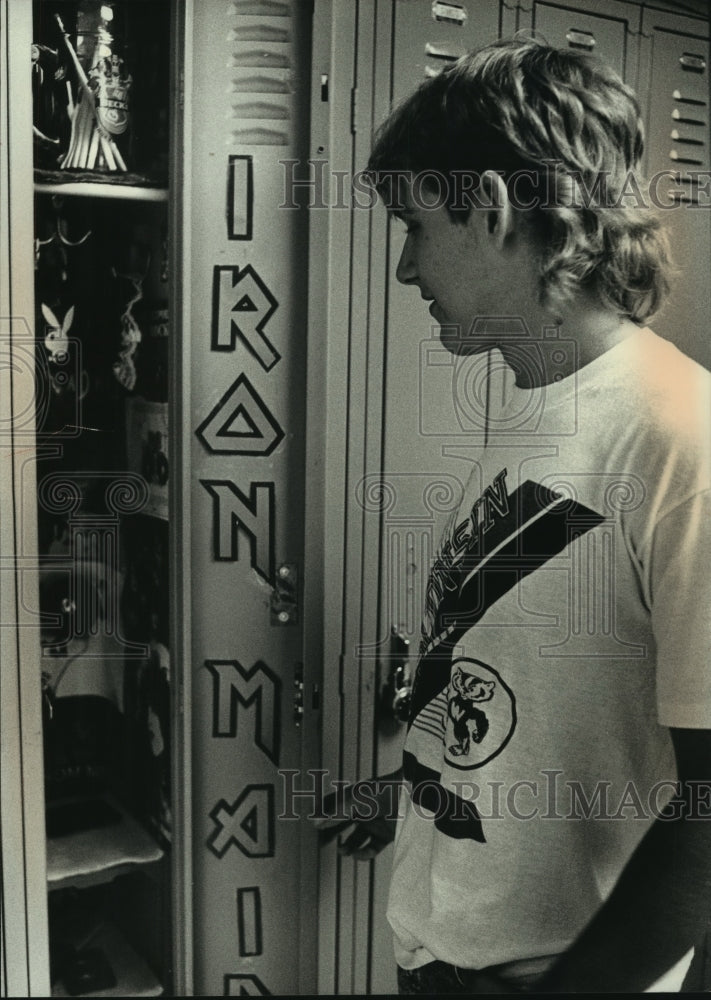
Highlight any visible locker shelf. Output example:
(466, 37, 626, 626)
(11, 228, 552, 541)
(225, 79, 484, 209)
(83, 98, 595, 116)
(47, 796, 164, 892)
(51, 920, 163, 997)
(34, 169, 168, 202)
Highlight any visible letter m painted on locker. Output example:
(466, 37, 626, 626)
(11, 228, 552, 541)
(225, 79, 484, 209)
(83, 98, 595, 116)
(205, 659, 281, 765)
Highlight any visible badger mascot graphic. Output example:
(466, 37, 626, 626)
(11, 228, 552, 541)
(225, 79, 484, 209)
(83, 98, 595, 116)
(447, 666, 495, 757)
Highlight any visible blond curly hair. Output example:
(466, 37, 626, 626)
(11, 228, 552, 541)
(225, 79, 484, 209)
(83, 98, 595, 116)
(367, 38, 671, 323)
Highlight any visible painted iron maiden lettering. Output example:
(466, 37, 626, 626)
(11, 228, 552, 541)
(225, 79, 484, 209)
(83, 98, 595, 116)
(211, 264, 280, 371)
(207, 784, 275, 859)
(236, 887, 263, 958)
(224, 973, 269, 996)
(205, 659, 282, 765)
(200, 479, 275, 584)
(227, 155, 254, 241)
(195, 374, 284, 456)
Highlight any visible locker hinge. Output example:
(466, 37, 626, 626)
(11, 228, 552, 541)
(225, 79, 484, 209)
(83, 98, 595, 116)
(351, 86, 358, 135)
(178, 67, 185, 111)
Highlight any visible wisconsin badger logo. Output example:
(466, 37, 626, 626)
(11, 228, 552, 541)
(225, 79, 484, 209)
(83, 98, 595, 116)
(447, 666, 495, 757)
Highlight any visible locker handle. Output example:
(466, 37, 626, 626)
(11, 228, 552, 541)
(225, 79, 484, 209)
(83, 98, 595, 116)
(379, 627, 413, 725)
(680, 53, 706, 73)
(566, 29, 596, 50)
(431, 1, 467, 26)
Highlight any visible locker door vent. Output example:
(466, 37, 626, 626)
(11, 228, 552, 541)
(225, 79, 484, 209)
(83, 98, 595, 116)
(227, 4, 293, 146)
(669, 93, 708, 180)
(667, 58, 709, 201)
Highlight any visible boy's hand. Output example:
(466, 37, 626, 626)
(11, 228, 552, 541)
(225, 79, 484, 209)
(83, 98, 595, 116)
(314, 772, 402, 860)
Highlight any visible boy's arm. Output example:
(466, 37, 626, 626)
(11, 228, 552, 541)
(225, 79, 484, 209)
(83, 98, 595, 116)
(538, 727, 711, 993)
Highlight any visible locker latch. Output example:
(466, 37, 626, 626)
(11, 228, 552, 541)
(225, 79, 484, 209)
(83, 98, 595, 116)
(380, 626, 413, 724)
(270, 563, 298, 626)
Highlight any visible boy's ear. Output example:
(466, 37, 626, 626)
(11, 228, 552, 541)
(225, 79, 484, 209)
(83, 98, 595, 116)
(479, 169, 515, 245)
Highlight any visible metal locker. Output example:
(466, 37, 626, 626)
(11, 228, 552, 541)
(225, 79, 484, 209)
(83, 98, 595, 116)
(307, 1, 711, 996)
(639, 7, 711, 370)
(527, 1, 637, 79)
(392, 0, 500, 102)
(309, 1, 501, 995)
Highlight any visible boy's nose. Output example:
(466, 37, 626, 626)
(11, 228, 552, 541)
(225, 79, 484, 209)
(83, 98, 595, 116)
(396, 239, 417, 286)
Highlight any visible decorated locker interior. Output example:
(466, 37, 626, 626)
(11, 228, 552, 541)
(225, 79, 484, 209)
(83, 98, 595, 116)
(0, 0, 709, 997)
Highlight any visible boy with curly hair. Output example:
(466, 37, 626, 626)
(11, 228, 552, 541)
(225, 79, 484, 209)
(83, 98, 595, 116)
(319, 37, 711, 993)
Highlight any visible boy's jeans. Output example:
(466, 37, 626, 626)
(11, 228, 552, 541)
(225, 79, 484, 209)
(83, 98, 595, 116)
(397, 959, 546, 994)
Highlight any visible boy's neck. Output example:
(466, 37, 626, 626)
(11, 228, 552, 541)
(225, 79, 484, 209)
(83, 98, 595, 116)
(499, 295, 639, 388)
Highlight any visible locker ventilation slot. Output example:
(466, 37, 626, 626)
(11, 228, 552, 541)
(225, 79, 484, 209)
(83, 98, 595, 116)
(231, 50, 291, 68)
(230, 0, 291, 16)
(672, 109, 705, 126)
(669, 153, 703, 166)
(672, 89, 706, 107)
(232, 101, 289, 120)
(231, 75, 291, 95)
(231, 128, 289, 146)
(667, 176, 704, 205)
(670, 129, 703, 146)
(229, 24, 290, 43)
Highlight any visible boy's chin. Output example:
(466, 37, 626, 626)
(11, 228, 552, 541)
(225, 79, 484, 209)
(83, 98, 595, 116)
(439, 324, 492, 357)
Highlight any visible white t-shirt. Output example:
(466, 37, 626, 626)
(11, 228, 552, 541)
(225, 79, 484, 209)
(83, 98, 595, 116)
(387, 327, 711, 981)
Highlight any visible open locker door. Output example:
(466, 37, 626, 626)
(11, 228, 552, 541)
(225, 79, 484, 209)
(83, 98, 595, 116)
(188, 0, 319, 994)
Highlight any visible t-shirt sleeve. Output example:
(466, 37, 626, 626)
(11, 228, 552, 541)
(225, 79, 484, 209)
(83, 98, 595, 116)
(650, 488, 711, 728)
